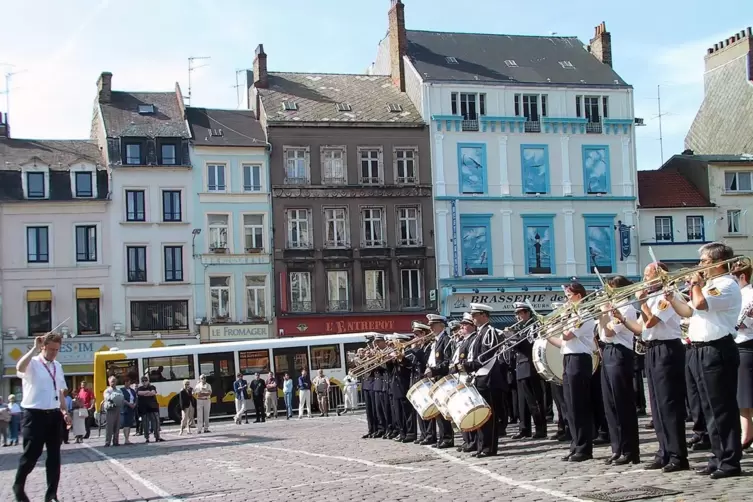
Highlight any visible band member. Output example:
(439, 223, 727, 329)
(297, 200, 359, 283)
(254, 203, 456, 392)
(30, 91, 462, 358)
(620, 262, 688, 472)
(371, 335, 389, 438)
(451, 314, 477, 453)
(509, 303, 547, 440)
(425, 314, 455, 448)
(666, 243, 742, 478)
(389, 334, 414, 443)
(405, 322, 431, 444)
(360, 347, 378, 439)
(598, 276, 640, 465)
(590, 334, 610, 446)
(732, 258, 753, 452)
(685, 335, 710, 451)
(382, 339, 397, 440)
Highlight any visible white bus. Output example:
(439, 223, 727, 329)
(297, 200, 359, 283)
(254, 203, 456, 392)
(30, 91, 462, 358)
(93, 333, 373, 423)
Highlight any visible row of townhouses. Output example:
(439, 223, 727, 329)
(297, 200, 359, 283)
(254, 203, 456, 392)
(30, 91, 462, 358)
(0, 1, 751, 396)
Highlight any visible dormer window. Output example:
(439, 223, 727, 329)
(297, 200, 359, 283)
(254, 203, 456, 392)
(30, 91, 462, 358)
(158, 139, 179, 165)
(445, 57, 458, 64)
(336, 103, 352, 112)
(124, 142, 142, 165)
(138, 104, 155, 114)
(27, 172, 46, 199)
(75, 172, 93, 197)
(559, 61, 575, 69)
(504, 60, 518, 67)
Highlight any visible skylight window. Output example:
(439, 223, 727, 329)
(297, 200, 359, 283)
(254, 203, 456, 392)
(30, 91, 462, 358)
(210, 129, 223, 137)
(282, 101, 298, 111)
(559, 61, 575, 69)
(504, 60, 518, 67)
(387, 103, 403, 113)
(445, 57, 458, 64)
(336, 103, 352, 112)
(137, 104, 155, 114)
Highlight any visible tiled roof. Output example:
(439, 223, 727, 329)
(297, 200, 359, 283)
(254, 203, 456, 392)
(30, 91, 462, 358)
(186, 108, 267, 147)
(637, 169, 713, 209)
(100, 91, 189, 138)
(405, 30, 629, 86)
(0, 138, 103, 170)
(257, 73, 423, 125)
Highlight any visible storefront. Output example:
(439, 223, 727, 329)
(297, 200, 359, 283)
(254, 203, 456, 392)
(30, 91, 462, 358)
(199, 323, 271, 343)
(443, 289, 569, 328)
(276, 313, 418, 337)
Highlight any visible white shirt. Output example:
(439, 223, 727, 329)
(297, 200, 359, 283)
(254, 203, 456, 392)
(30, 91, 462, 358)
(17, 355, 67, 410)
(686, 275, 742, 342)
(599, 303, 638, 350)
(427, 330, 446, 368)
(735, 284, 753, 344)
(561, 318, 596, 355)
(641, 295, 682, 342)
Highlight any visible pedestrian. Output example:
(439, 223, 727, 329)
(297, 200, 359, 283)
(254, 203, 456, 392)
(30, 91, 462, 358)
(120, 375, 137, 444)
(178, 380, 196, 434)
(232, 373, 247, 425)
(313, 369, 330, 417)
(0, 397, 10, 446)
(339, 370, 358, 415)
(283, 373, 294, 419)
(76, 381, 95, 439)
(62, 390, 72, 444)
(250, 373, 265, 423)
(298, 369, 312, 418)
(193, 374, 212, 433)
(137, 376, 163, 443)
(70, 395, 87, 443)
(12, 333, 71, 502)
(265, 372, 278, 418)
(7, 394, 22, 446)
(101, 376, 124, 447)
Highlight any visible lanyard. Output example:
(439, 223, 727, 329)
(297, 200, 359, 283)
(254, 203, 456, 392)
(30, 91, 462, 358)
(39, 357, 58, 394)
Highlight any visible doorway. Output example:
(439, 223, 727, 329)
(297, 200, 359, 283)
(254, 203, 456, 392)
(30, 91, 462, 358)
(198, 352, 236, 416)
(272, 346, 309, 410)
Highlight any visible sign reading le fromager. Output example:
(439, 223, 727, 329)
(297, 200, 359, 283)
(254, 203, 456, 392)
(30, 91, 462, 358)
(209, 324, 269, 340)
(450, 291, 567, 313)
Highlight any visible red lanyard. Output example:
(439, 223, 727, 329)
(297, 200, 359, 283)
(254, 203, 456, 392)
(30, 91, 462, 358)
(39, 357, 57, 393)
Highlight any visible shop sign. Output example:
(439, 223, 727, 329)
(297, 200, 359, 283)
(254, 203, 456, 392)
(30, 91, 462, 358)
(208, 324, 269, 341)
(278, 315, 415, 336)
(450, 291, 567, 313)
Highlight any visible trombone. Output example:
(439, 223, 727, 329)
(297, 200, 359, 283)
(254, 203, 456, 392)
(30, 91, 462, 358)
(350, 331, 437, 378)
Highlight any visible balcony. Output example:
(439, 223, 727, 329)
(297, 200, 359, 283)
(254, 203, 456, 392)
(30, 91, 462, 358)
(401, 297, 425, 309)
(289, 301, 313, 313)
(360, 176, 382, 185)
(586, 122, 603, 134)
(324, 239, 350, 249)
(688, 233, 704, 242)
(322, 176, 347, 185)
(365, 299, 387, 311)
(396, 176, 416, 185)
(284, 176, 309, 185)
(524, 121, 541, 133)
(461, 120, 479, 132)
(286, 240, 312, 250)
(327, 300, 351, 312)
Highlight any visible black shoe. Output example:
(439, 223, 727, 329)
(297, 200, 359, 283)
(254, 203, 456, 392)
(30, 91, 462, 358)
(710, 469, 741, 479)
(614, 454, 641, 466)
(688, 434, 703, 445)
(662, 461, 688, 473)
(604, 453, 620, 465)
(413, 439, 421, 444)
(645, 460, 665, 470)
(532, 432, 548, 439)
(462, 445, 476, 453)
(695, 466, 715, 476)
(691, 441, 711, 452)
(549, 433, 563, 440)
(511, 432, 531, 440)
(373, 432, 384, 438)
(456, 443, 466, 452)
(593, 437, 610, 446)
(561, 453, 573, 461)
(438, 441, 454, 449)
(419, 438, 433, 445)
(477, 451, 495, 458)
(401, 437, 415, 443)
(569, 453, 593, 462)
(361, 433, 371, 439)
(12, 485, 30, 502)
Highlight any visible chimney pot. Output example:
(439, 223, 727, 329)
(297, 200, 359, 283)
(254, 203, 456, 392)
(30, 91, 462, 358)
(708, 48, 714, 54)
(589, 21, 612, 67)
(253, 44, 268, 89)
(97, 71, 112, 103)
(388, 0, 407, 91)
(747, 27, 752, 37)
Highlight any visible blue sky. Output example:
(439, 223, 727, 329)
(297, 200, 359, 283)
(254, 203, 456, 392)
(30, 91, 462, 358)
(2, 0, 751, 171)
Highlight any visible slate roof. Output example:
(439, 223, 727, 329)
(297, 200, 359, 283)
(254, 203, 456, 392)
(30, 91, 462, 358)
(100, 91, 189, 138)
(405, 30, 629, 87)
(678, 153, 753, 163)
(186, 108, 267, 147)
(637, 169, 713, 209)
(257, 73, 423, 125)
(0, 138, 103, 170)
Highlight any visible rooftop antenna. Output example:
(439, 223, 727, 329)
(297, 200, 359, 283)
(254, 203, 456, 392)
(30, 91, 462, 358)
(654, 84, 669, 165)
(233, 68, 252, 109)
(187, 56, 211, 106)
(0, 64, 27, 117)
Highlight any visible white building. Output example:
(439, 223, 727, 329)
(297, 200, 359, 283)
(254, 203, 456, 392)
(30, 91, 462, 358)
(371, 2, 639, 321)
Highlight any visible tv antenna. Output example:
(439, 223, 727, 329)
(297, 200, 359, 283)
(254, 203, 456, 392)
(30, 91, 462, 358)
(0, 64, 27, 117)
(654, 84, 669, 164)
(187, 56, 211, 106)
(233, 68, 252, 109)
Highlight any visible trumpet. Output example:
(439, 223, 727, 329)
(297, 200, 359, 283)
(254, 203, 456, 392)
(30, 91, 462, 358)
(350, 332, 437, 378)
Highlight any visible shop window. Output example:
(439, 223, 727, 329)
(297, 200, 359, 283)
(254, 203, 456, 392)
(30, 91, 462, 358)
(311, 345, 341, 370)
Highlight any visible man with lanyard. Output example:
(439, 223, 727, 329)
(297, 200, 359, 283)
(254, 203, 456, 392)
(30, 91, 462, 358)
(13, 333, 70, 502)
(454, 313, 477, 453)
(424, 314, 455, 449)
(666, 242, 743, 479)
(232, 373, 248, 425)
(405, 322, 432, 444)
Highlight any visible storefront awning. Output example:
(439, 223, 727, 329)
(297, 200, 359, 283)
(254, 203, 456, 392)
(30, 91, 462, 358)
(27, 290, 52, 302)
(76, 288, 101, 299)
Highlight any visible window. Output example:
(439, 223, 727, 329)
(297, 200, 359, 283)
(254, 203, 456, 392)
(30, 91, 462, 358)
(28, 298, 52, 336)
(162, 190, 182, 222)
(130, 300, 189, 332)
(513, 94, 547, 132)
(458, 143, 487, 194)
(362, 207, 385, 247)
(327, 270, 350, 311)
(654, 217, 673, 242)
(244, 215, 264, 251)
(504, 60, 518, 67)
(77, 298, 100, 335)
(576, 95, 603, 133)
(125, 143, 142, 165)
(728, 209, 742, 234)
(207, 164, 226, 192)
(289, 271, 312, 312)
(401, 269, 423, 308)
(521, 145, 550, 194)
(395, 148, 417, 184)
(724, 171, 753, 193)
(105, 359, 138, 386)
(210, 276, 231, 319)
(365, 270, 386, 310)
(582, 146, 611, 194)
(208, 215, 229, 250)
(75, 225, 97, 262)
(74, 172, 93, 197)
(245, 276, 266, 319)
(160, 143, 177, 165)
(336, 102, 352, 112)
(26, 172, 45, 199)
(451, 92, 485, 131)
(311, 345, 341, 370)
(142, 356, 195, 382)
(460, 215, 492, 276)
(559, 60, 575, 69)
(239, 350, 270, 375)
(322, 148, 346, 185)
(445, 56, 458, 64)
(138, 104, 155, 114)
(324, 207, 348, 248)
(286, 209, 310, 248)
(164, 246, 183, 282)
(687, 216, 704, 242)
(282, 101, 298, 111)
(397, 206, 421, 246)
(284, 147, 309, 184)
(522, 215, 555, 275)
(359, 148, 382, 184)
(125, 190, 146, 221)
(584, 215, 615, 274)
(243, 164, 262, 192)
(27, 226, 49, 263)
(127, 246, 147, 282)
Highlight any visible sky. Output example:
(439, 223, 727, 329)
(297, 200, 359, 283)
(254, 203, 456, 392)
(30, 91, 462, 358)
(2, 0, 752, 171)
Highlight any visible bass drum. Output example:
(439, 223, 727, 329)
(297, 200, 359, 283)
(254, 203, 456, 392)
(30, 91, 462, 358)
(407, 378, 440, 420)
(532, 338, 601, 386)
(428, 375, 460, 420)
(445, 383, 492, 432)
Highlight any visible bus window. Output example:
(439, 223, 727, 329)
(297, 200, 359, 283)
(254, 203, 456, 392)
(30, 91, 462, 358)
(239, 350, 270, 375)
(344, 341, 367, 370)
(106, 359, 138, 385)
(143, 355, 195, 382)
(311, 344, 341, 370)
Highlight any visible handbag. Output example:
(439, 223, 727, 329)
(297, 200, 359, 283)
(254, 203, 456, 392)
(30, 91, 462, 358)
(77, 408, 88, 418)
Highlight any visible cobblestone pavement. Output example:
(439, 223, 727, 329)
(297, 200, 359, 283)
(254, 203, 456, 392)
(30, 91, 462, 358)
(1, 413, 752, 502)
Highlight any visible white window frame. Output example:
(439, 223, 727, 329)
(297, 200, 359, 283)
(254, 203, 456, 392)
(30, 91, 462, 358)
(394, 147, 419, 184)
(22, 165, 50, 200)
(361, 206, 385, 247)
(243, 213, 265, 252)
(162, 244, 184, 283)
(125, 143, 141, 165)
(396, 206, 422, 247)
(724, 171, 753, 193)
(358, 147, 383, 185)
(321, 146, 347, 185)
(727, 209, 743, 235)
(206, 163, 227, 192)
(400, 269, 423, 308)
(364, 269, 386, 311)
(654, 216, 672, 242)
(289, 271, 312, 312)
(243, 164, 263, 192)
(326, 270, 350, 311)
(207, 213, 230, 252)
(73, 222, 101, 265)
(160, 143, 177, 166)
(324, 207, 349, 248)
(245, 275, 267, 320)
(25, 224, 53, 266)
(686, 216, 704, 242)
(125, 244, 148, 283)
(286, 209, 311, 249)
(209, 275, 232, 320)
(283, 146, 310, 184)
(124, 188, 147, 222)
(70, 164, 98, 199)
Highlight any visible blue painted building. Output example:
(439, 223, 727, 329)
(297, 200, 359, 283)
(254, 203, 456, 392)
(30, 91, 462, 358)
(186, 108, 273, 341)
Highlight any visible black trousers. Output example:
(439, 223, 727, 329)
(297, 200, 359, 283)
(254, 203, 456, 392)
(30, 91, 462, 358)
(544, 380, 554, 420)
(563, 353, 593, 456)
(495, 389, 509, 435)
(508, 386, 518, 422)
(685, 349, 708, 441)
(551, 382, 569, 434)
(461, 429, 477, 449)
(402, 398, 417, 439)
(253, 396, 265, 422)
(431, 415, 454, 443)
(687, 336, 742, 473)
(363, 389, 376, 434)
(601, 344, 639, 457)
(591, 364, 609, 440)
(477, 387, 502, 454)
(375, 391, 389, 433)
(634, 368, 646, 412)
(392, 394, 409, 438)
(14, 409, 63, 501)
(517, 375, 547, 434)
(645, 339, 688, 465)
(385, 393, 395, 432)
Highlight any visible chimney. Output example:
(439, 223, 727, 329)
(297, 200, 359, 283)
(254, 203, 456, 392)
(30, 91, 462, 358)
(253, 44, 268, 89)
(388, 0, 407, 91)
(588, 22, 613, 67)
(97, 72, 112, 103)
(704, 27, 753, 73)
(0, 112, 9, 139)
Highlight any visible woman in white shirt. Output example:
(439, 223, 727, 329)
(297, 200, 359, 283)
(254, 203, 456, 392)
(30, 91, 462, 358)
(548, 282, 596, 462)
(7, 395, 22, 446)
(732, 259, 753, 451)
(599, 276, 640, 465)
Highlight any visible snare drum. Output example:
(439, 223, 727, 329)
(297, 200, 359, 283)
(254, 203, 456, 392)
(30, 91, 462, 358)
(533, 338, 601, 386)
(445, 383, 492, 432)
(407, 378, 440, 420)
(428, 375, 460, 420)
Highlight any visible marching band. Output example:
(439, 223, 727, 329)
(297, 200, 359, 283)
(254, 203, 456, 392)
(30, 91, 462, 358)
(350, 242, 753, 479)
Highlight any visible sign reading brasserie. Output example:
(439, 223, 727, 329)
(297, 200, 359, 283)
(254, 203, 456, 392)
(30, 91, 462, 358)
(209, 324, 269, 340)
(450, 291, 567, 313)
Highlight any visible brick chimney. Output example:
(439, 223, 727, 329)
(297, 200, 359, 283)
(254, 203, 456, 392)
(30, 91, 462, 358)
(588, 22, 612, 67)
(704, 27, 753, 73)
(0, 112, 9, 138)
(97, 72, 112, 103)
(388, 0, 407, 91)
(253, 44, 268, 89)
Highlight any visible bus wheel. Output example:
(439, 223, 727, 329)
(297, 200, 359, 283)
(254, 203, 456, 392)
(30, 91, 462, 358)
(168, 396, 182, 424)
